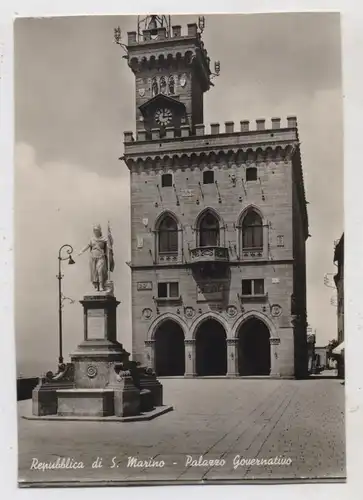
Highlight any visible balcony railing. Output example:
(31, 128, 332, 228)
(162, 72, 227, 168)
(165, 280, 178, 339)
(241, 246, 264, 259)
(158, 252, 179, 263)
(189, 246, 229, 264)
(238, 292, 269, 302)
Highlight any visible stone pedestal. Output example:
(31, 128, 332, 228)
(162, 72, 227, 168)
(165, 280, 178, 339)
(32, 292, 170, 420)
(57, 388, 115, 417)
(32, 363, 75, 416)
(71, 293, 128, 389)
(137, 367, 163, 406)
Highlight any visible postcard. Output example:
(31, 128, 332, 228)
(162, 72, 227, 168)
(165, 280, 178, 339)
(14, 12, 345, 487)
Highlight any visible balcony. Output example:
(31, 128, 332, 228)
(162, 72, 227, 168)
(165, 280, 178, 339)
(189, 246, 229, 265)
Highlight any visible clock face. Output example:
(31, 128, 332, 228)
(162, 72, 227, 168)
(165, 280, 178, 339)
(154, 108, 173, 126)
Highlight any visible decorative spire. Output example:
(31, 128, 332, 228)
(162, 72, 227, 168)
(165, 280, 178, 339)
(137, 15, 171, 39)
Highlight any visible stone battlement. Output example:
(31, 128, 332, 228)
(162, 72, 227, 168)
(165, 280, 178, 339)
(124, 116, 297, 144)
(127, 23, 200, 46)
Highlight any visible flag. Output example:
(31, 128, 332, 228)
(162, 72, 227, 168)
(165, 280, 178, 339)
(107, 221, 114, 247)
(107, 221, 115, 273)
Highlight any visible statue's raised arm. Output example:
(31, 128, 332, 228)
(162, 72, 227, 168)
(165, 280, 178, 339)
(77, 243, 91, 257)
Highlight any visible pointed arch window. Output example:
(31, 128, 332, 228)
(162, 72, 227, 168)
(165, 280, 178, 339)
(198, 212, 220, 247)
(158, 215, 178, 254)
(242, 211, 263, 249)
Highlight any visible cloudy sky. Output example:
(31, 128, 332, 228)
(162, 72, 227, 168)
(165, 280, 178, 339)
(14, 13, 343, 376)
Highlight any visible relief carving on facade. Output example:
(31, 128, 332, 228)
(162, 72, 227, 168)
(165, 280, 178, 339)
(184, 306, 195, 319)
(86, 365, 98, 378)
(142, 308, 153, 320)
(271, 304, 282, 317)
(137, 281, 153, 291)
(226, 305, 238, 318)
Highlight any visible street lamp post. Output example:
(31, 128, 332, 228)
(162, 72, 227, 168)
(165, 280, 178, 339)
(57, 244, 75, 366)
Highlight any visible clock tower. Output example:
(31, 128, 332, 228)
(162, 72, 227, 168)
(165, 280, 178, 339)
(121, 15, 213, 137)
(118, 15, 309, 380)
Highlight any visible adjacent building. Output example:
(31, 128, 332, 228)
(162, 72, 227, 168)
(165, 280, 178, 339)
(307, 326, 316, 374)
(333, 233, 344, 377)
(314, 346, 329, 369)
(121, 16, 309, 378)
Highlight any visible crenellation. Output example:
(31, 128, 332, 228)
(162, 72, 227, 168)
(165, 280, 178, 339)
(157, 27, 167, 40)
(272, 117, 281, 129)
(125, 117, 299, 146)
(172, 25, 181, 37)
(256, 119, 265, 131)
(287, 116, 297, 128)
(211, 123, 220, 135)
(124, 131, 134, 143)
(151, 128, 160, 140)
(165, 126, 175, 139)
(240, 120, 250, 132)
(127, 31, 137, 44)
(195, 123, 205, 136)
(187, 23, 198, 37)
(225, 121, 234, 134)
(137, 130, 147, 141)
(181, 125, 190, 137)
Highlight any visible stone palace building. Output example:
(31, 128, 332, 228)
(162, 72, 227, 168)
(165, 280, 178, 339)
(121, 15, 309, 378)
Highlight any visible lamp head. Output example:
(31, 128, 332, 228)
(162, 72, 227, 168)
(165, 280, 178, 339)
(114, 26, 121, 44)
(68, 255, 75, 265)
(198, 16, 205, 32)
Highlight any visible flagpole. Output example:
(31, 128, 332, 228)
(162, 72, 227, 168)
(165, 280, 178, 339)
(107, 220, 111, 282)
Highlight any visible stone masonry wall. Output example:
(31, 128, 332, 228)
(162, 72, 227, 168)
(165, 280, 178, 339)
(128, 148, 298, 376)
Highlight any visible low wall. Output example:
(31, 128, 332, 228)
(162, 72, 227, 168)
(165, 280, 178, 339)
(17, 377, 38, 401)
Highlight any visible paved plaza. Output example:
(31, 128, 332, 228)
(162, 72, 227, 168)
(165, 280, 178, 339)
(18, 375, 345, 485)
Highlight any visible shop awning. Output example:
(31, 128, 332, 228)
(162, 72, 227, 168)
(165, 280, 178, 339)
(332, 341, 345, 355)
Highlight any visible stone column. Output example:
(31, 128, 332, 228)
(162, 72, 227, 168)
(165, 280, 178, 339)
(144, 340, 155, 371)
(270, 337, 281, 376)
(227, 338, 239, 377)
(184, 339, 196, 377)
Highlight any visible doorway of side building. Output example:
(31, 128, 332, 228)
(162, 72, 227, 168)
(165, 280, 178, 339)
(237, 317, 271, 376)
(195, 319, 227, 376)
(154, 320, 185, 376)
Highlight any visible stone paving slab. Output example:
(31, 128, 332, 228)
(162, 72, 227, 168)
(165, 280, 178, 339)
(17, 378, 346, 485)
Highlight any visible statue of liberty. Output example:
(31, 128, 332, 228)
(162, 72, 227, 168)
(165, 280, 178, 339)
(77, 223, 114, 292)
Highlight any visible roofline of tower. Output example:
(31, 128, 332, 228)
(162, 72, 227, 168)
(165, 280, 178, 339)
(127, 34, 201, 50)
(126, 34, 211, 91)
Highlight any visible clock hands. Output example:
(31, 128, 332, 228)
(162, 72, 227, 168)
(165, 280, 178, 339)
(155, 108, 172, 126)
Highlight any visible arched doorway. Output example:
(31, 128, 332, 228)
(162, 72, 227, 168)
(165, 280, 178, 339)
(237, 317, 271, 375)
(154, 320, 185, 376)
(195, 319, 227, 376)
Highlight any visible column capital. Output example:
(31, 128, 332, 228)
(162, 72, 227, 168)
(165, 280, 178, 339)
(270, 337, 281, 345)
(144, 339, 155, 346)
(184, 339, 196, 345)
(227, 338, 239, 345)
